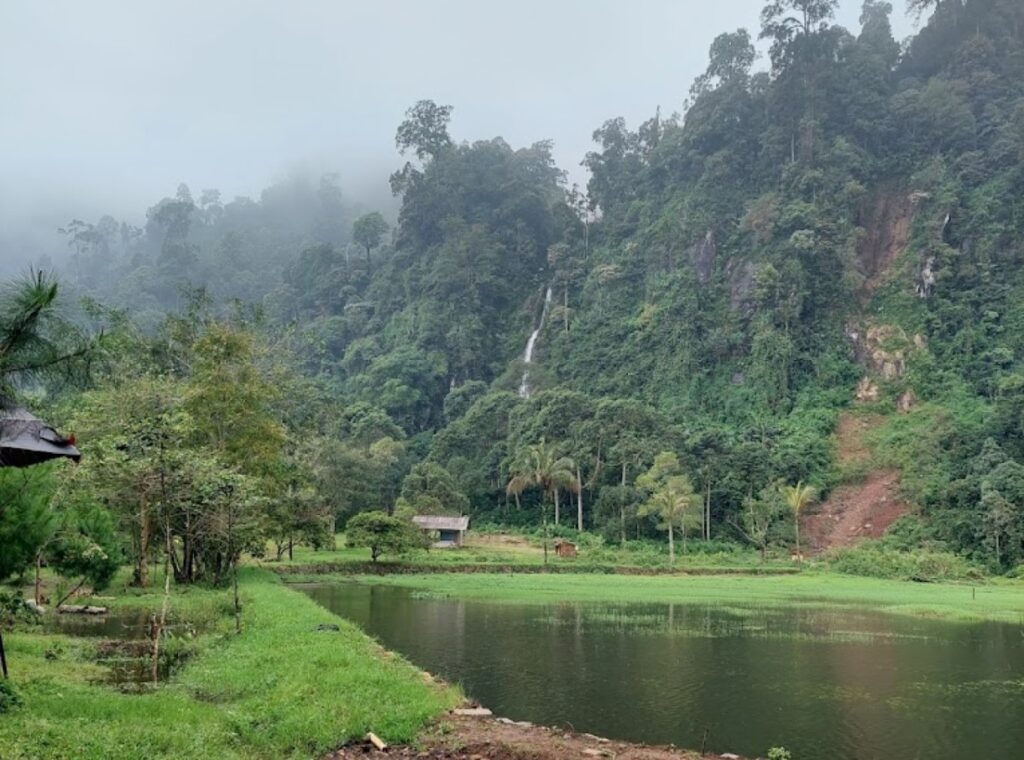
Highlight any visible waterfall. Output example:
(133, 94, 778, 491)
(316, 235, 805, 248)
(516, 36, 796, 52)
(519, 285, 553, 398)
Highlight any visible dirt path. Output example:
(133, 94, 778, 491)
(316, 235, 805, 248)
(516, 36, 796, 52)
(802, 413, 910, 553)
(328, 711, 748, 760)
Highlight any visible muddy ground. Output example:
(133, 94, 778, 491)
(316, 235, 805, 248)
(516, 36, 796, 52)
(326, 712, 749, 760)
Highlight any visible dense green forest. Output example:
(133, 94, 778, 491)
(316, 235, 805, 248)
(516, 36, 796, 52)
(6, 0, 1024, 589)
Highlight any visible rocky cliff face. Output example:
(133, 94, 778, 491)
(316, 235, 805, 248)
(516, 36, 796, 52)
(855, 188, 916, 293)
(688, 230, 716, 284)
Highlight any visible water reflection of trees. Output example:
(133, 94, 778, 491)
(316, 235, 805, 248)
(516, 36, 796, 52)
(305, 585, 1024, 760)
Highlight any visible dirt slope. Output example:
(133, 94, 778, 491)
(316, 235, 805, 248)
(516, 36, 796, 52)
(803, 413, 910, 553)
(856, 188, 915, 299)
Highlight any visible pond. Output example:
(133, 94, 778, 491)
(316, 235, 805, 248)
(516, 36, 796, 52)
(46, 608, 154, 639)
(299, 581, 1024, 760)
(44, 608, 202, 689)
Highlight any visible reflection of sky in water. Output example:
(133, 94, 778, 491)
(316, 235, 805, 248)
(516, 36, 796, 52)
(299, 582, 1024, 760)
(46, 609, 155, 639)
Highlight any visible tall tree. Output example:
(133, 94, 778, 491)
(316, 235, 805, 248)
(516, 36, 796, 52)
(781, 481, 817, 559)
(351, 212, 389, 272)
(637, 452, 700, 563)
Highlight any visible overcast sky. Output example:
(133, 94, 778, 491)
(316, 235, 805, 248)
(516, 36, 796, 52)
(0, 1, 916, 265)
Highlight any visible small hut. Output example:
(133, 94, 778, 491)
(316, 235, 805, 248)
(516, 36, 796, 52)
(553, 539, 577, 558)
(412, 515, 470, 548)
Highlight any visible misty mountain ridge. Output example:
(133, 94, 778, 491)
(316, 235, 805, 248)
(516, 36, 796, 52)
(25, 0, 1024, 566)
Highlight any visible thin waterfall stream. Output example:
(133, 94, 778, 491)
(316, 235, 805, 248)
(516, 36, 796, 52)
(518, 285, 553, 397)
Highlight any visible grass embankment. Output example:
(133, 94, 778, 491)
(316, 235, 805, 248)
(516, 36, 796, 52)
(318, 571, 1024, 624)
(279, 532, 800, 576)
(0, 568, 458, 759)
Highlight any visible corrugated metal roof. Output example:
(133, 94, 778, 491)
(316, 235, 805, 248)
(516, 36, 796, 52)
(412, 515, 470, 531)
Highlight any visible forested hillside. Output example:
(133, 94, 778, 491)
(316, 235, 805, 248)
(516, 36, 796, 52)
(36, 0, 1024, 572)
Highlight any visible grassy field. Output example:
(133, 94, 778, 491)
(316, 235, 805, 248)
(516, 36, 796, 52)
(312, 570, 1024, 623)
(279, 531, 798, 573)
(0, 568, 459, 760)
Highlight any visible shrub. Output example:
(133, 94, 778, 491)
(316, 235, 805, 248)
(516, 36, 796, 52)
(345, 511, 426, 562)
(826, 543, 983, 582)
(0, 591, 35, 626)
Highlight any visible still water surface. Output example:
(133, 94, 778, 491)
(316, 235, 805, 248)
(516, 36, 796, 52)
(299, 582, 1024, 760)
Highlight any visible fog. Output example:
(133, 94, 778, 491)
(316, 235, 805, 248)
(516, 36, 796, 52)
(0, 1, 915, 270)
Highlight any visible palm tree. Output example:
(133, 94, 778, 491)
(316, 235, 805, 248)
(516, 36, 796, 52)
(781, 481, 817, 560)
(506, 438, 578, 527)
(639, 475, 697, 565)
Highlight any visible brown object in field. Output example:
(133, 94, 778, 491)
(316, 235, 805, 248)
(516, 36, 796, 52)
(553, 539, 577, 558)
(365, 732, 387, 751)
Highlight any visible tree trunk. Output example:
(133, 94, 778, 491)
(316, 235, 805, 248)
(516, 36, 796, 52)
(56, 578, 87, 608)
(576, 466, 583, 531)
(542, 510, 549, 566)
(668, 524, 675, 566)
(288, 539, 293, 561)
(136, 497, 150, 587)
(795, 519, 801, 561)
(168, 537, 183, 583)
(620, 462, 627, 544)
(184, 529, 194, 584)
(705, 479, 712, 541)
(153, 524, 172, 684)
(553, 488, 560, 526)
(182, 511, 194, 583)
(35, 553, 42, 605)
